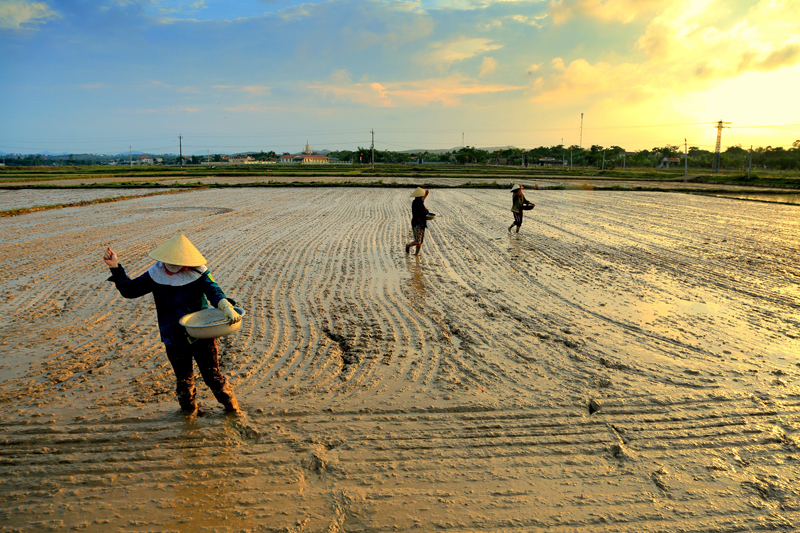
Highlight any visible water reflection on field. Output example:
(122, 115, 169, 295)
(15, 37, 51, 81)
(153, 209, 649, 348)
(710, 192, 800, 205)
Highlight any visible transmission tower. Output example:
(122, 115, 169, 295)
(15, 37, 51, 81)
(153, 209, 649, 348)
(712, 120, 731, 173)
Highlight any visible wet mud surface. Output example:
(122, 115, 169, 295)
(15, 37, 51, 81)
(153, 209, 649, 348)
(1, 188, 799, 532)
(0, 188, 175, 211)
(1, 173, 774, 192)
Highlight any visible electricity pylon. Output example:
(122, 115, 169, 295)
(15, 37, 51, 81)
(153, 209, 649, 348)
(712, 120, 731, 174)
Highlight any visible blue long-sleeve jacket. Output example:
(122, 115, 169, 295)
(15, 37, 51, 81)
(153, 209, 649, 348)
(108, 264, 229, 347)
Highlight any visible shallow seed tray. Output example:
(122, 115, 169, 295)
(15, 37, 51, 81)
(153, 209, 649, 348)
(179, 307, 247, 339)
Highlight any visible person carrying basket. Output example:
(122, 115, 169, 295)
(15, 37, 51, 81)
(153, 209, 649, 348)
(508, 183, 534, 234)
(102, 234, 241, 415)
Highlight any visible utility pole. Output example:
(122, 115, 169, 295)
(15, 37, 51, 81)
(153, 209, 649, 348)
(207, 150, 210, 165)
(684, 138, 688, 177)
(580, 113, 583, 148)
(462, 132, 464, 147)
(129, 146, 132, 166)
(601, 150, 606, 171)
(179, 135, 183, 167)
(748, 145, 753, 179)
(370, 129, 375, 171)
(570, 146, 573, 171)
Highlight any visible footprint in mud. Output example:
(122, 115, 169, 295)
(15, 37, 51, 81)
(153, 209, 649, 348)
(224, 412, 260, 442)
(650, 468, 670, 493)
(742, 473, 800, 504)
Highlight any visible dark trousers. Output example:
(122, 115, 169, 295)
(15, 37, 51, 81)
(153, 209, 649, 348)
(165, 339, 235, 410)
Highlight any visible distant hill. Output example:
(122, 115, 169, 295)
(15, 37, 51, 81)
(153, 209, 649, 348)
(3, 146, 522, 158)
(397, 146, 518, 154)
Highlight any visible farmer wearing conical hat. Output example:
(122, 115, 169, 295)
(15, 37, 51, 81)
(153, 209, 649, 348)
(405, 187, 430, 255)
(103, 234, 241, 415)
(508, 183, 534, 234)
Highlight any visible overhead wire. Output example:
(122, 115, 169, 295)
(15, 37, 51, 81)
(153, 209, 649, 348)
(2, 121, 798, 154)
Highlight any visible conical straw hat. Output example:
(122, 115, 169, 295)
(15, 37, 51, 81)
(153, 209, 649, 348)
(510, 183, 521, 191)
(410, 187, 426, 197)
(149, 234, 207, 267)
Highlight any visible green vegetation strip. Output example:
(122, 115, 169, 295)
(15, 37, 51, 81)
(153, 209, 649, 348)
(2, 165, 799, 189)
(0, 189, 191, 218)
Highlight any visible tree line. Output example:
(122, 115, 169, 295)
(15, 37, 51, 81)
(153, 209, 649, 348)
(3, 141, 799, 170)
(326, 142, 800, 170)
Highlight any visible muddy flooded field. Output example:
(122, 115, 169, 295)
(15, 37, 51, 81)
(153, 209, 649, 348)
(1, 188, 799, 532)
(0, 188, 175, 211)
(0, 172, 776, 192)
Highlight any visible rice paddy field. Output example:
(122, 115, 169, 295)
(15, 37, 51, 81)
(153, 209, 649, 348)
(1, 186, 799, 532)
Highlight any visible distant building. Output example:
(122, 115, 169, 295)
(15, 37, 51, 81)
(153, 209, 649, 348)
(279, 141, 329, 165)
(658, 157, 681, 169)
(538, 158, 565, 166)
(230, 155, 254, 164)
(139, 156, 153, 165)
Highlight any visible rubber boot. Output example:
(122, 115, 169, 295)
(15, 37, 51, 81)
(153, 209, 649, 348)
(177, 382, 198, 414)
(223, 396, 240, 413)
(213, 382, 240, 412)
(181, 399, 199, 415)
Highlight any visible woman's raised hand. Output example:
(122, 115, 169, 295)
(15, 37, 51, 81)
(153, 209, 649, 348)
(103, 247, 119, 268)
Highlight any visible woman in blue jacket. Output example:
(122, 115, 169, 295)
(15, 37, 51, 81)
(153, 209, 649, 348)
(103, 234, 240, 415)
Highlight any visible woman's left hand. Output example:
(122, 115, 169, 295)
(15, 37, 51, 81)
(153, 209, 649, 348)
(218, 299, 241, 324)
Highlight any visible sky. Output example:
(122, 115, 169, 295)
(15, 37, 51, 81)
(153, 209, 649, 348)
(1, 0, 799, 155)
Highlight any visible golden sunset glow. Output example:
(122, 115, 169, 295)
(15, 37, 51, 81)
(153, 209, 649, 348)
(2, 0, 799, 152)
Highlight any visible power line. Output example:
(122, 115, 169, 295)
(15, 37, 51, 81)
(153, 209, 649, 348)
(728, 123, 800, 130)
(3, 121, 798, 147)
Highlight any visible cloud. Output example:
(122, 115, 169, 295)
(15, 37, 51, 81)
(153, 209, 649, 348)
(155, 0, 207, 16)
(533, 0, 800, 105)
(309, 70, 524, 107)
(308, 70, 395, 107)
(213, 85, 271, 96)
(148, 80, 203, 93)
(510, 13, 547, 26)
(479, 56, 498, 77)
(751, 43, 800, 71)
(422, 37, 503, 69)
(0, 0, 59, 29)
(547, 0, 671, 25)
(132, 105, 203, 114)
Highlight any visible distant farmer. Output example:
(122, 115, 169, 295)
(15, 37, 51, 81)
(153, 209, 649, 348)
(405, 187, 430, 255)
(508, 183, 534, 234)
(102, 234, 241, 415)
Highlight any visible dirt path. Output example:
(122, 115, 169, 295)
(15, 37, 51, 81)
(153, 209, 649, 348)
(1, 189, 798, 532)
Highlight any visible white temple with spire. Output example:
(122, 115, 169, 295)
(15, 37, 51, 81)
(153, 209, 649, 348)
(279, 141, 329, 164)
